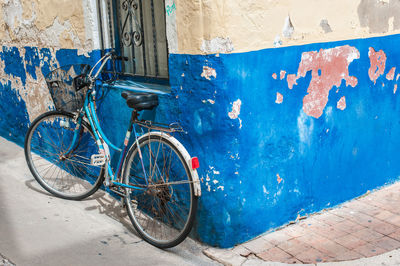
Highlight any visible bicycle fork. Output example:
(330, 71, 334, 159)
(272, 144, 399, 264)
(78, 99, 111, 186)
(86, 106, 148, 190)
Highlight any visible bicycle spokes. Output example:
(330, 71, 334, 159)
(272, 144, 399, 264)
(124, 134, 197, 248)
(25, 112, 104, 199)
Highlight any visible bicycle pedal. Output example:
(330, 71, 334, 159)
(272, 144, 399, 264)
(90, 154, 106, 166)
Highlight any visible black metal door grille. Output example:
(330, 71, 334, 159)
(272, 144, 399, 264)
(98, 0, 169, 81)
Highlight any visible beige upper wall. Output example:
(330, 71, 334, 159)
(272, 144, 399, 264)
(1, 0, 398, 55)
(175, 0, 400, 54)
(0, 0, 97, 53)
(22, 0, 85, 47)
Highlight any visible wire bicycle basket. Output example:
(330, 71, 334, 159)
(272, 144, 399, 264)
(45, 64, 91, 113)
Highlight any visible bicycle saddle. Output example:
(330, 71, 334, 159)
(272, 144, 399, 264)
(121, 91, 159, 111)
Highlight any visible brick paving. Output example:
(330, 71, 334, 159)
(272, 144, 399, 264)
(204, 181, 400, 264)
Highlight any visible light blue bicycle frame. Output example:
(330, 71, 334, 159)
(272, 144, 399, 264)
(62, 52, 166, 192)
(67, 88, 148, 191)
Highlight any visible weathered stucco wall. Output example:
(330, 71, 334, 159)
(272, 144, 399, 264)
(0, 0, 98, 52)
(0, 0, 99, 123)
(175, 0, 400, 54)
(166, 0, 400, 247)
(167, 34, 400, 248)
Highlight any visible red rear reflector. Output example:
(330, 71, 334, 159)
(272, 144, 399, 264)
(191, 157, 200, 169)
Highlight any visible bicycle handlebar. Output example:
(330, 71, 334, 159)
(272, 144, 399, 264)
(113, 55, 129, 61)
(73, 50, 128, 91)
(103, 50, 128, 61)
(89, 50, 128, 82)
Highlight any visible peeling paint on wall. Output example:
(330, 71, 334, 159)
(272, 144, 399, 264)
(286, 45, 359, 118)
(0, 0, 94, 54)
(280, 70, 286, 80)
(386, 66, 396, 80)
(275, 92, 283, 104)
(0, 46, 99, 123)
(200, 37, 234, 54)
(228, 99, 241, 119)
(0, 46, 55, 122)
(276, 44, 400, 119)
(276, 174, 283, 184)
(337, 96, 346, 110)
(287, 74, 297, 89)
(201, 66, 217, 80)
(0, 44, 98, 147)
(368, 47, 386, 84)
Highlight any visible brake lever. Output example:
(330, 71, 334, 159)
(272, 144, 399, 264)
(112, 55, 129, 61)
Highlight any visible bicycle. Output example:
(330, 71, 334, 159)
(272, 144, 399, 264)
(24, 51, 202, 248)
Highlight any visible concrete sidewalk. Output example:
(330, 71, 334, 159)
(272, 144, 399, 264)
(0, 137, 217, 266)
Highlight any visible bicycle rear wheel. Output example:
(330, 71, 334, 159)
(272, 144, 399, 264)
(24, 111, 104, 200)
(123, 133, 198, 248)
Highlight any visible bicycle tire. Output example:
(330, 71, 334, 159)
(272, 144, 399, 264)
(123, 132, 198, 248)
(24, 110, 104, 200)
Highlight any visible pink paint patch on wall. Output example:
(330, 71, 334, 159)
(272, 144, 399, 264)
(280, 70, 286, 80)
(272, 73, 277, 79)
(337, 96, 346, 110)
(286, 45, 359, 118)
(386, 67, 396, 80)
(394, 84, 398, 94)
(276, 174, 283, 184)
(275, 92, 283, 104)
(286, 74, 298, 89)
(368, 47, 387, 84)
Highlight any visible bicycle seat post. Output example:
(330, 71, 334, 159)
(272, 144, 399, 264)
(131, 109, 139, 122)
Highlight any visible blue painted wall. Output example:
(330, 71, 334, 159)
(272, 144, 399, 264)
(0, 47, 100, 145)
(2, 34, 400, 248)
(165, 34, 400, 247)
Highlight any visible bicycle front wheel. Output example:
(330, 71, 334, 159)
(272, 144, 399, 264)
(24, 111, 104, 200)
(123, 133, 198, 248)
